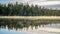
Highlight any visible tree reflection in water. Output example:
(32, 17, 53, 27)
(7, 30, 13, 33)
(0, 19, 60, 31)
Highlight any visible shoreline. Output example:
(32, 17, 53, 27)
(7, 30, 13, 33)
(0, 16, 60, 20)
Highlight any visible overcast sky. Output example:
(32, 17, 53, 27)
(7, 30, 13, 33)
(0, 0, 60, 6)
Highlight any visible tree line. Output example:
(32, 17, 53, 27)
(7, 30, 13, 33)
(0, 2, 60, 16)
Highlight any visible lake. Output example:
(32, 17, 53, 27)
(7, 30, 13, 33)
(0, 19, 60, 34)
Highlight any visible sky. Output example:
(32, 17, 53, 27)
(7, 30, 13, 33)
(0, 0, 60, 6)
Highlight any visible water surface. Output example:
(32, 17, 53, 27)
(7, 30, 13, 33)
(0, 19, 60, 34)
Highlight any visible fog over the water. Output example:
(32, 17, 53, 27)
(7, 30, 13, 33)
(0, 0, 60, 10)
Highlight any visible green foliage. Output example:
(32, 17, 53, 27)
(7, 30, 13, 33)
(0, 3, 60, 16)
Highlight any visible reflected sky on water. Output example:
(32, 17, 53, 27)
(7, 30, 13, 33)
(0, 19, 60, 34)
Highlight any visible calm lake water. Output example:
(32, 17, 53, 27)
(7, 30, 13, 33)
(0, 19, 60, 34)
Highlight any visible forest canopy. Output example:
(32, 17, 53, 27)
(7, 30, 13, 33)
(0, 2, 60, 16)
